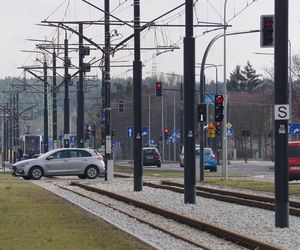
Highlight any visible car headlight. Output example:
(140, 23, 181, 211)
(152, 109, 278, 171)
(17, 162, 30, 168)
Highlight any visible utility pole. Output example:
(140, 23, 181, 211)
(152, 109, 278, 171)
(52, 48, 57, 149)
(104, 0, 111, 181)
(9, 97, 12, 163)
(184, 0, 196, 204)
(43, 61, 49, 153)
(133, 0, 143, 191)
(77, 23, 84, 148)
(64, 34, 70, 148)
(274, 0, 289, 228)
(12, 93, 17, 163)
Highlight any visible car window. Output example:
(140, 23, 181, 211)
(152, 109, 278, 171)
(51, 150, 70, 159)
(195, 148, 212, 155)
(204, 148, 212, 155)
(77, 150, 92, 157)
(143, 149, 158, 155)
(288, 146, 300, 158)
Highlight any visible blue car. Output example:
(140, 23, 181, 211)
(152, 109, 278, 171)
(196, 147, 217, 172)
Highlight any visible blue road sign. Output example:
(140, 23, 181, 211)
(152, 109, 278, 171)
(142, 126, 148, 137)
(127, 126, 134, 139)
(227, 128, 233, 137)
(205, 94, 215, 105)
(70, 135, 77, 143)
(289, 124, 300, 134)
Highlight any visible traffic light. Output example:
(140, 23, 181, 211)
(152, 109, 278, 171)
(155, 82, 162, 97)
(260, 15, 274, 47)
(215, 95, 224, 122)
(197, 103, 207, 123)
(163, 127, 169, 139)
(215, 122, 221, 136)
(111, 129, 117, 137)
(118, 100, 124, 112)
(207, 122, 216, 138)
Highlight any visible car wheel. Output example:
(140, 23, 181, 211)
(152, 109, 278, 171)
(29, 166, 43, 180)
(85, 166, 99, 179)
(22, 176, 31, 180)
(157, 163, 161, 168)
(78, 175, 87, 179)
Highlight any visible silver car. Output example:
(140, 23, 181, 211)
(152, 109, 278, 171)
(11, 148, 105, 180)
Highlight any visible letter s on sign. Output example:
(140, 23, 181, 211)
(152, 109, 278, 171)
(274, 104, 290, 120)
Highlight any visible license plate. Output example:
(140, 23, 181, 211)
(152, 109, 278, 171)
(146, 156, 153, 159)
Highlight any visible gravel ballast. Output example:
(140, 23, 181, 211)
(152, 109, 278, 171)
(36, 179, 300, 250)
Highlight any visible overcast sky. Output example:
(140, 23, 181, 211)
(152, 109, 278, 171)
(0, 0, 299, 82)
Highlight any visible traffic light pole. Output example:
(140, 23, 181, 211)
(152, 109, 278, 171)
(77, 23, 84, 148)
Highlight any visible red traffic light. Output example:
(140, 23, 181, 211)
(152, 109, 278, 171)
(215, 95, 224, 104)
(118, 100, 124, 112)
(163, 127, 169, 133)
(155, 82, 162, 96)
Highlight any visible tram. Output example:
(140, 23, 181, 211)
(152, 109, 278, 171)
(21, 134, 42, 158)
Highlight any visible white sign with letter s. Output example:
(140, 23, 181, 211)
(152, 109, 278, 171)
(274, 104, 290, 120)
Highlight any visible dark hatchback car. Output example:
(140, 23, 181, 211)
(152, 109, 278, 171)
(143, 147, 161, 168)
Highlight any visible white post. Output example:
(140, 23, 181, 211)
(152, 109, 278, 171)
(222, 0, 228, 180)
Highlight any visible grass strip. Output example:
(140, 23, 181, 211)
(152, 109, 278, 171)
(0, 182, 153, 250)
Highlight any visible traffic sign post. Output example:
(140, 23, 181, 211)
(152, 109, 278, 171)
(274, 0, 289, 228)
(127, 126, 134, 139)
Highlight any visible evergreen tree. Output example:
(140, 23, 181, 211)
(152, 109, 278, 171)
(227, 65, 246, 91)
(241, 61, 262, 92)
(227, 61, 262, 92)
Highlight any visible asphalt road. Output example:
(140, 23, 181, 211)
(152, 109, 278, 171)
(115, 159, 276, 180)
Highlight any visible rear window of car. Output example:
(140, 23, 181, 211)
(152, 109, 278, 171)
(288, 145, 300, 158)
(143, 149, 158, 155)
(195, 148, 211, 155)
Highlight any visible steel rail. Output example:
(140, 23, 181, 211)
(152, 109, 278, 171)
(70, 181, 282, 250)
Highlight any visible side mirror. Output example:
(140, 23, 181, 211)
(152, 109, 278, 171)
(47, 155, 54, 160)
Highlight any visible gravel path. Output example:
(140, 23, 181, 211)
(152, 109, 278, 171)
(35, 179, 300, 250)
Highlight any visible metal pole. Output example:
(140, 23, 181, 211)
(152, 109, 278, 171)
(104, 0, 111, 181)
(162, 94, 164, 162)
(52, 50, 57, 149)
(222, 0, 228, 180)
(133, 0, 143, 191)
(180, 77, 183, 154)
(148, 95, 151, 145)
(64, 35, 70, 148)
(274, 0, 289, 228)
(43, 61, 49, 153)
(184, 0, 196, 204)
(288, 40, 292, 125)
(173, 92, 176, 161)
(77, 23, 84, 148)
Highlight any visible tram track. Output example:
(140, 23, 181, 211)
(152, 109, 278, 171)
(66, 181, 282, 250)
(145, 180, 300, 217)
